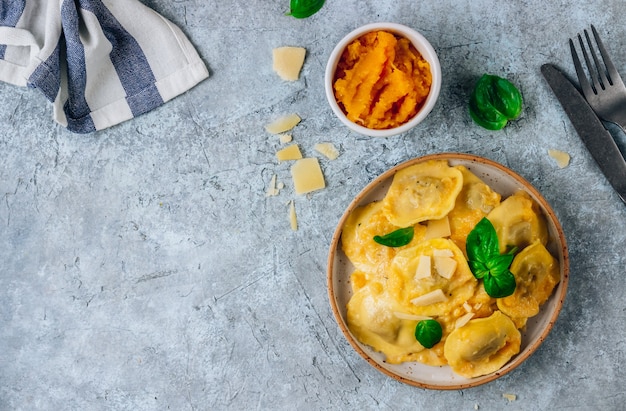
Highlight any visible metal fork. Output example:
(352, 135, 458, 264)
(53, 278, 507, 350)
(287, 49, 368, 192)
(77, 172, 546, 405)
(570, 25, 626, 133)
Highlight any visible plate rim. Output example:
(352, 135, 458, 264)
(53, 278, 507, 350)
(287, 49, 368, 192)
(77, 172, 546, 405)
(326, 152, 570, 390)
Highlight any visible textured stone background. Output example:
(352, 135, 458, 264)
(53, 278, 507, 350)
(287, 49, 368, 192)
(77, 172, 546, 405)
(1, 0, 626, 410)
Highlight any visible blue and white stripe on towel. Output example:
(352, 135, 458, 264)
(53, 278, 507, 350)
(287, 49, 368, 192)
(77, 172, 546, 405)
(0, 0, 209, 133)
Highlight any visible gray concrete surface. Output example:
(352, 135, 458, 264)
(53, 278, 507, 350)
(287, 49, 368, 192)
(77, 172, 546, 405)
(2, 0, 626, 410)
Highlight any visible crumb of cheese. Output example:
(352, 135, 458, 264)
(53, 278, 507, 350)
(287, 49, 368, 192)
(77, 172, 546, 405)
(314, 142, 340, 160)
(548, 149, 570, 168)
(279, 134, 293, 143)
(266, 174, 280, 197)
(502, 393, 517, 402)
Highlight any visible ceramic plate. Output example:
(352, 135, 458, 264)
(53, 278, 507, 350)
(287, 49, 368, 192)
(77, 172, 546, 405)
(327, 153, 569, 389)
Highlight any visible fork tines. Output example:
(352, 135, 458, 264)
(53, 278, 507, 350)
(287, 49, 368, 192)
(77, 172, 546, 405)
(571, 25, 624, 95)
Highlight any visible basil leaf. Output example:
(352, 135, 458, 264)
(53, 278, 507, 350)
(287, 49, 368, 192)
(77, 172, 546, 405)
(466, 217, 518, 298)
(466, 217, 500, 263)
(373, 226, 414, 248)
(486, 253, 515, 276)
(468, 260, 490, 279)
(483, 271, 516, 298)
(287, 0, 325, 18)
(469, 88, 508, 130)
(491, 76, 523, 119)
(468, 74, 523, 131)
(414, 319, 443, 349)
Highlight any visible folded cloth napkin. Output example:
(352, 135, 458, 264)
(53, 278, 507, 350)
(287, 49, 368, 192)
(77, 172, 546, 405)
(0, 0, 209, 133)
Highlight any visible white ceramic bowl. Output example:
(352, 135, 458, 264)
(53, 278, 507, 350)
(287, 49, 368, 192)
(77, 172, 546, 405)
(327, 153, 569, 389)
(325, 23, 442, 137)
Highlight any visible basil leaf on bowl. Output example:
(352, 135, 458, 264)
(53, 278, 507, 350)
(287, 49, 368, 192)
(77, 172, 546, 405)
(373, 226, 414, 248)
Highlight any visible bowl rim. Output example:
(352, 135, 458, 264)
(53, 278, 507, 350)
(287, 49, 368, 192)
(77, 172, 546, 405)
(326, 152, 570, 390)
(324, 22, 442, 138)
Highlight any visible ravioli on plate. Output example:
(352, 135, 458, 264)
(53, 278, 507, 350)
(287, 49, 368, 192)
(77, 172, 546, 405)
(381, 160, 463, 227)
(342, 160, 561, 378)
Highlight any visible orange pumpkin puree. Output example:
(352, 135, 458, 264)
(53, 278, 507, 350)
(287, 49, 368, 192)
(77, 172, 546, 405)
(333, 30, 432, 130)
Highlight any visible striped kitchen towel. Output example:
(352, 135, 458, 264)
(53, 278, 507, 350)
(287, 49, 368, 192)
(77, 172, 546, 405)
(0, 0, 209, 133)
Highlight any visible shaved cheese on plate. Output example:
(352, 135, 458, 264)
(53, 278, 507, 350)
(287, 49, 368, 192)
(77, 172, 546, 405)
(434, 256, 457, 279)
(415, 255, 431, 279)
(455, 312, 475, 328)
(273, 46, 306, 81)
(393, 312, 431, 321)
(548, 149, 570, 168)
(463, 302, 473, 313)
(410, 289, 447, 306)
(314, 142, 340, 160)
(291, 158, 325, 194)
(424, 216, 451, 240)
(265, 114, 301, 134)
(433, 248, 454, 257)
(276, 144, 302, 162)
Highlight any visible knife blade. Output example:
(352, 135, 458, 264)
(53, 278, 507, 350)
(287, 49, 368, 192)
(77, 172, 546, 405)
(541, 63, 626, 204)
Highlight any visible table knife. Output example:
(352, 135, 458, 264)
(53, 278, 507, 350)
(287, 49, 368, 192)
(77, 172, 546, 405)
(541, 63, 626, 204)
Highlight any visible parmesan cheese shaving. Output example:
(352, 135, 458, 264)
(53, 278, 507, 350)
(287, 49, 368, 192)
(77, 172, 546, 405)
(502, 393, 517, 402)
(289, 200, 298, 231)
(455, 312, 474, 328)
(410, 289, 447, 306)
(291, 158, 326, 194)
(424, 216, 451, 240)
(279, 134, 293, 143)
(415, 255, 431, 279)
(433, 256, 457, 279)
(266, 174, 280, 197)
(548, 149, 570, 168)
(272, 46, 306, 81)
(433, 248, 454, 257)
(276, 144, 303, 162)
(265, 113, 301, 134)
(314, 142, 340, 160)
